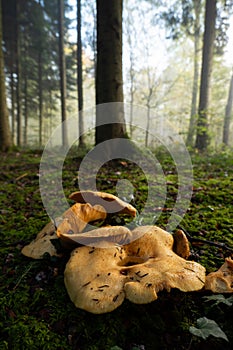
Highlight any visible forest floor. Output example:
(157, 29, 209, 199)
(0, 148, 233, 350)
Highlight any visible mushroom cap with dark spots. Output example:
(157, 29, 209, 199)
(64, 225, 206, 314)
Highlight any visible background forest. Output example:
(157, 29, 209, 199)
(1, 1, 233, 350)
(0, 0, 233, 151)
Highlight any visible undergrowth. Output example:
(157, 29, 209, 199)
(0, 149, 232, 349)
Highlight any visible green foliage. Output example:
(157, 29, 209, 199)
(202, 295, 233, 307)
(189, 317, 228, 342)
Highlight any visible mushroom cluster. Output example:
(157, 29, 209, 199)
(21, 191, 233, 314)
(64, 225, 206, 314)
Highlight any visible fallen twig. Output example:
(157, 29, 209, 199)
(177, 225, 233, 254)
(15, 173, 28, 181)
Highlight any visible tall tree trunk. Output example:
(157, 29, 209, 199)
(125, 0, 136, 137)
(195, 0, 216, 151)
(223, 69, 233, 145)
(16, 0, 21, 147)
(145, 105, 150, 148)
(58, 0, 68, 147)
(38, 0, 43, 147)
(95, 0, 127, 145)
(38, 50, 43, 146)
(10, 71, 15, 143)
(0, 0, 12, 151)
(23, 70, 28, 146)
(186, 0, 201, 147)
(77, 0, 84, 147)
(128, 27, 135, 137)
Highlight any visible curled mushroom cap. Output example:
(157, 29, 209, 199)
(205, 257, 233, 293)
(58, 225, 132, 248)
(56, 203, 107, 248)
(69, 190, 137, 217)
(64, 225, 206, 314)
(21, 202, 107, 258)
(57, 202, 107, 234)
(21, 221, 60, 259)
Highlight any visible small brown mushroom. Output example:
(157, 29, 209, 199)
(205, 257, 233, 293)
(64, 225, 206, 314)
(173, 229, 190, 259)
(69, 190, 137, 217)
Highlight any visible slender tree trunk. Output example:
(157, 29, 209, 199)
(128, 38, 135, 138)
(38, 50, 43, 146)
(95, 0, 127, 145)
(145, 104, 150, 147)
(125, 1, 136, 137)
(91, 3, 97, 79)
(77, 0, 84, 147)
(58, 0, 68, 147)
(195, 0, 216, 151)
(186, 0, 201, 147)
(0, 0, 12, 151)
(16, 0, 21, 147)
(23, 71, 28, 146)
(223, 69, 233, 145)
(10, 71, 15, 143)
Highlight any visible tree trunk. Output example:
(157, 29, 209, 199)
(0, 0, 12, 151)
(77, 0, 84, 147)
(223, 69, 233, 145)
(128, 31, 135, 138)
(23, 70, 28, 146)
(16, 0, 21, 147)
(95, 0, 127, 145)
(10, 71, 15, 143)
(145, 105, 150, 148)
(195, 0, 216, 151)
(186, 0, 201, 147)
(38, 49, 43, 147)
(58, 0, 68, 147)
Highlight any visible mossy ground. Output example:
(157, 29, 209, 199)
(0, 149, 233, 350)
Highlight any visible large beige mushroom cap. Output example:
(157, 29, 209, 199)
(58, 225, 132, 247)
(64, 225, 206, 314)
(69, 190, 137, 217)
(205, 257, 233, 293)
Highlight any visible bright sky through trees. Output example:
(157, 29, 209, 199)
(67, 0, 233, 70)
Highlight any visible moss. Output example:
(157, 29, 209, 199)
(0, 149, 233, 349)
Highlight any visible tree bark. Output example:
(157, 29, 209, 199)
(38, 49, 43, 146)
(16, 0, 21, 147)
(186, 0, 201, 147)
(58, 0, 68, 147)
(10, 71, 15, 143)
(195, 0, 216, 151)
(77, 0, 84, 147)
(223, 69, 233, 145)
(95, 0, 127, 145)
(23, 63, 28, 146)
(0, 0, 12, 151)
